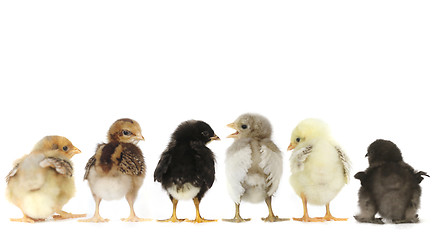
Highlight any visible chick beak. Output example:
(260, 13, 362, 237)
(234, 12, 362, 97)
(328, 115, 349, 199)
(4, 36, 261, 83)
(227, 123, 239, 138)
(135, 135, 145, 141)
(210, 134, 220, 141)
(72, 147, 81, 155)
(287, 143, 296, 151)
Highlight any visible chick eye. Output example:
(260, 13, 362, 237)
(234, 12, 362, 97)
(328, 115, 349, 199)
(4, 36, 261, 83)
(62, 146, 68, 151)
(241, 125, 248, 129)
(296, 137, 301, 143)
(202, 131, 209, 137)
(122, 130, 131, 136)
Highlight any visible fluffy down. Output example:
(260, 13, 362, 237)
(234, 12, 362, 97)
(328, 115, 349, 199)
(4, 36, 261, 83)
(225, 138, 283, 204)
(6, 154, 75, 219)
(289, 140, 346, 205)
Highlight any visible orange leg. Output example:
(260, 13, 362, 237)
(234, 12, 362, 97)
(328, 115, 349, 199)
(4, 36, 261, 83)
(316, 203, 348, 221)
(292, 193, 325, 222)
(186, 198, 216, 223)
(157, 198, 186, 222)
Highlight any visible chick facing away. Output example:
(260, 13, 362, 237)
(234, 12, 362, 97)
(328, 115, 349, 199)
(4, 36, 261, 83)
(288, 118, 350, 222)
(6, 136, 84, 223)
(154, 120, 220, 223)
(354, 139, 429, 224)
(224, 113, 287, 223)
(80, 118, 147, 222)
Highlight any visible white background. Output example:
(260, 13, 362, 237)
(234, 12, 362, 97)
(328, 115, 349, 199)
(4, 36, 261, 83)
(0, 1, 438, 239)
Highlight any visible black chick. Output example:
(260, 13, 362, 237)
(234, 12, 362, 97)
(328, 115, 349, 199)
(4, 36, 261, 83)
(154, 120, 220, 223)
(354, 139, 429, 224)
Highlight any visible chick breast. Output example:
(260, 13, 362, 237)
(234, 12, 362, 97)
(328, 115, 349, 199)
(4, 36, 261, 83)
(290, 141, 345, 205)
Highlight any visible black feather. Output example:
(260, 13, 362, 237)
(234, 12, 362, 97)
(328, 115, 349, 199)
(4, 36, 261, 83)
(354, 139, 428, 224)
(154, 120, 217, 200)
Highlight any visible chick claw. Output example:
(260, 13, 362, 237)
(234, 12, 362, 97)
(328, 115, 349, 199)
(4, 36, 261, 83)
(157, 216, 186, 223)
(292, 216, 326, 222)
(121, 216, 151, 222)
(222, 216, 251, 223)
(261, 215, 290, 222)
(10, 216, 41, 223)
(316, 216, 348, 221)
(78, 216, 109, 223)
(185, 216, 217, 223)
(53, 211, 86, 220)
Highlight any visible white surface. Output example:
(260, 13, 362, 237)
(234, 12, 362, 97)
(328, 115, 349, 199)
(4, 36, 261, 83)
(0, 1, 438, 239)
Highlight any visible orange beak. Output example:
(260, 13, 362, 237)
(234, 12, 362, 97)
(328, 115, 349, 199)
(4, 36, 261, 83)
(287, 143, 296, 151)
(72, 147, 81, 155)
(135, 135, 145, 141)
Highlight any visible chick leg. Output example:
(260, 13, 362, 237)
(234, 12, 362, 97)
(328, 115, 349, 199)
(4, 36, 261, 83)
(10, 210, 42, 223)
(317, 203, 348, 221)
(222, 203, 251, 223)
(157, 197, 186, 222)
(292, 193, 325, 222)
(53, 210, 86, 220)
(121, 192, 150, 222)
(78, 195, 109, 223)
(262, 196, 289, 222)
(354, 187, 383, 224)
(186, 197, 216, 223)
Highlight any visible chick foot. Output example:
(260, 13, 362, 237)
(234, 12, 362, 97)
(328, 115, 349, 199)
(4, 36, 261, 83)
(121, 216, 151, 222)
(316, 215, 348, 221)
(10, 215, 42, 223)
(186, 216, 217, 223)
(53, 211, 86, 220)
(354, 216, 384, 224)
(317, 204, 348, 221)
(78, 216, 109, 223)
(223, 216, 251, 223)
(262, 215, 290, 222)
(292, 216, 326, 222)
(157, 216, 186, 223)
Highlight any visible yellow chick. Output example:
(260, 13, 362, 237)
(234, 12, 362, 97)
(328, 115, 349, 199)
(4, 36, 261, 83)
(80, 118, 146, 222)
(6, 136, 84, 223)
(287, 119, 350, 222)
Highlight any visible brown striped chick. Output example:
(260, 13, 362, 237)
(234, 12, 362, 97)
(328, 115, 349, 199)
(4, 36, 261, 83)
(6, 136, 83, 223)
(80, 118, 147, 223)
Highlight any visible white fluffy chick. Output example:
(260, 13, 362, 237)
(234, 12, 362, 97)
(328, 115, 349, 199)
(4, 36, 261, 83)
(288, 118, 350, 222)
(6, 136, 84, 223)
(224, 113, 286, 222)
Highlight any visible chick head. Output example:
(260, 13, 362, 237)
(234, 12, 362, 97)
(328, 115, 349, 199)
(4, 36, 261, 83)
(227, 113, 272, 140)
(33, 135, 81, 159)
(172, 120, 220, 144)
(288, 118, 331, 150)
(107, 118, 144, 144)
(366, 139, 403, 165)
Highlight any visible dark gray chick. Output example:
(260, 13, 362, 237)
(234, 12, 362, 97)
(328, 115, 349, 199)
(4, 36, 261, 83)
(354, 139, 429, 224)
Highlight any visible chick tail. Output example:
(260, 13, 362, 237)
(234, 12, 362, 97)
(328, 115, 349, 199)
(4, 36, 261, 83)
(21, 192, 56, 219)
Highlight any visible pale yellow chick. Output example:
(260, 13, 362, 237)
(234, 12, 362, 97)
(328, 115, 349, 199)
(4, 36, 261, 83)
(287, 119, 350, 222)
(6, 136, 84, 223)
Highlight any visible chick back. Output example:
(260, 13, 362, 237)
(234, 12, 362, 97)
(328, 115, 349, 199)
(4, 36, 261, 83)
(366, 162, 421, 220)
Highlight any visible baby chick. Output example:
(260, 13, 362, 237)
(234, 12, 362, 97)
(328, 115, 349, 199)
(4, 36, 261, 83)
(80, 118, 146, 222)
(224, 113, 286, 223)
(154, 120, 219, 223)
(354, 139, 429, 224)
(6, 136, 83, 223)
(288, 118, 350, 222)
